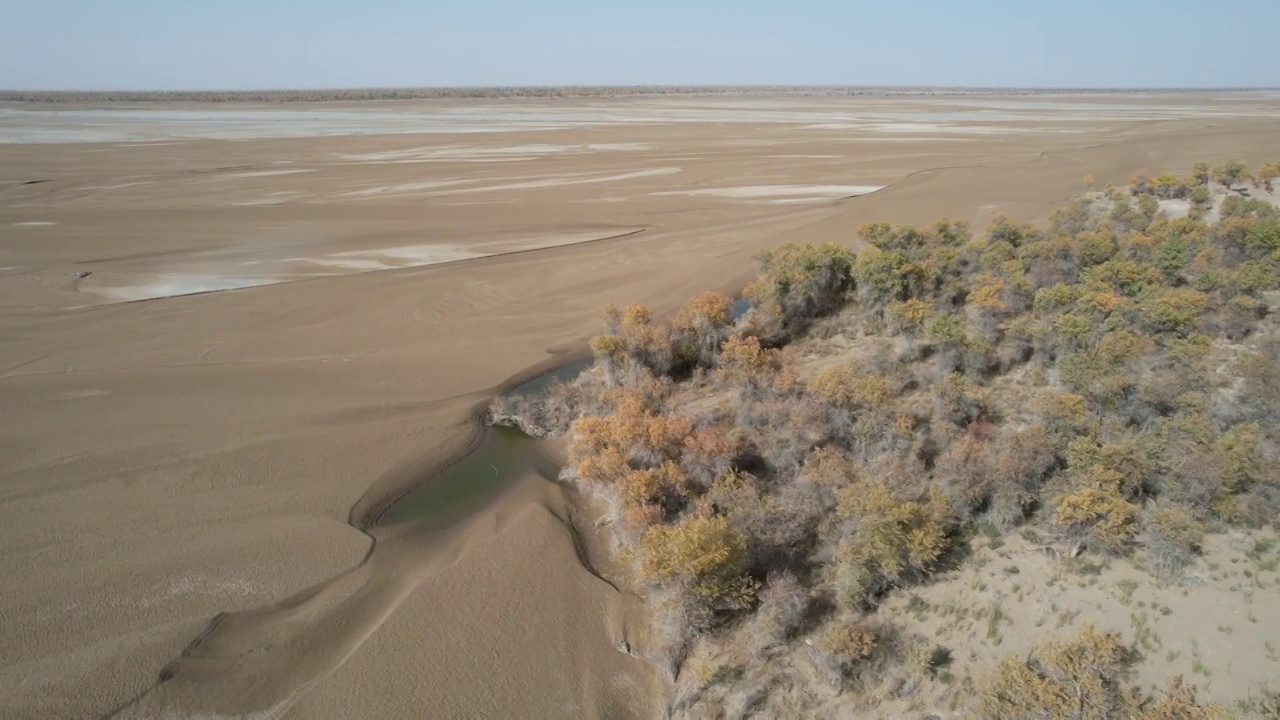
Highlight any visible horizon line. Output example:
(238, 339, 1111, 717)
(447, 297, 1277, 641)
(3, 83, 1279, 98)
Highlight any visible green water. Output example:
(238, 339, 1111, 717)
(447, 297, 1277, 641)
(376, 356, 593, 527)
(510, 357, 592, 397)
(377, 425, 561, 527)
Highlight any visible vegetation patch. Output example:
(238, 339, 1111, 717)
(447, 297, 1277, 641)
(491, 161, 1280, 715)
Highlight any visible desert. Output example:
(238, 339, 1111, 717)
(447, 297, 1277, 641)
(2, 91, 1279, 718)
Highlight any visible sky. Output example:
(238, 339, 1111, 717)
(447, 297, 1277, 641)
(2, 0, 1278, 90)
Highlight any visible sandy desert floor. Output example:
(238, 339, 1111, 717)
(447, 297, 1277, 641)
(2, 92, 1280, 719)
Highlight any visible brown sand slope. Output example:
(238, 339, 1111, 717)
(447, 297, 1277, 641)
(1, 94, 1279, 718)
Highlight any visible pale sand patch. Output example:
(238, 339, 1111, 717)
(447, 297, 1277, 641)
(1159, 198, 1192, 219)
(12, 221, 56, 226)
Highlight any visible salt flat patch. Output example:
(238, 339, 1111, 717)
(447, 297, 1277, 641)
(98, 275, 278, 302)
(764, 197, 841, 205)
(339, 143, 650, 164)
(802, 122, 1078, 135)
(81, 181, 151, 191)
(227, 169, 317, 178)
(234, 191, 309, 206)
(323, 244, 481, 269)
(433, 167, 682, 195)
(12, 221, 56, 226)
(653, 184, 882, 200)
(586, 143, 651, 151)
(337, 178, 474, 198)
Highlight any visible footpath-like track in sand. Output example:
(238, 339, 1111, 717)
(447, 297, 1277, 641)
(2, 94, 1279, 718)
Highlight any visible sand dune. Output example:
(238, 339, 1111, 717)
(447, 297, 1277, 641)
(1, 93, 1279, 719)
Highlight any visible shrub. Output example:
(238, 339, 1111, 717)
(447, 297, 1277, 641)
(717, 334, 782, 387)
(817, 621, 880, 676)
(808, 365, 893, 412)
(978, 626, 1133, 719)
(824, 482, 952, 607)
(745, 570, 808, 659)
(636, 514, 757, 611)
(886, 298, 932, 335)
(1034, 389, 1093, 437)
(671, 291, 736, 368)
(852, 245, 910, 306)
(1140, 676, 1222, 720)
(1051, 464, 1141, 553)
(980, 628, 1222, 719)
(1141, 504, 1203, 579)
(1211, 160, 1250, 188)
(745, 242, 856, 334)
(1141, 288, 1208, 336)
(931, 372, 985, 426)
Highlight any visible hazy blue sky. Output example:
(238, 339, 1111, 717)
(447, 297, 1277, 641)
(3, 0, 1278, 90)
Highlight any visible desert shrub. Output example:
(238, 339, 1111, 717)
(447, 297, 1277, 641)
(886, 297, 932, 336)
(737, 392, 845, 475)
(816, 621, 880, 678)
(1139, 676, 1222, 720)
(670, 291, 736, 368)
(646, 585, 716, 679)
(823, 481, 952, 607)
(1066, 435, 1157, 502)
(852, 244, 910, 307)
(1051, 464, 1141, 553)
(745, 242, 855, 336)
(986, 426, 1061, 529)
(487, 377, 581, 437)
(1051, 196, 1097, 236)
(979, 626, 1133, 719)
(1225, 344, 1280, 425)
(1211, 160, 1251, 188)
(1034, 389, 1093, 437)
(980, 627, 1222, 719)
(1149, 174, 1192, 199)
(808, 365, 893, 412)
(636, 514, 757, 610)
(931, 372, 986, 426)
(744, 570, 808, 659)
(569, 388, 700, 538)
(1141, 288, 1208, 336)
(589, 304, 679, 381)
(717, 334, 785, 392)
(1141, 504, 1203, 579)
(777, 445, 860, 531)
(680, 425, 739, 488)
(1136, 193, 1160, 224)
(706, 470, 803, 568)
